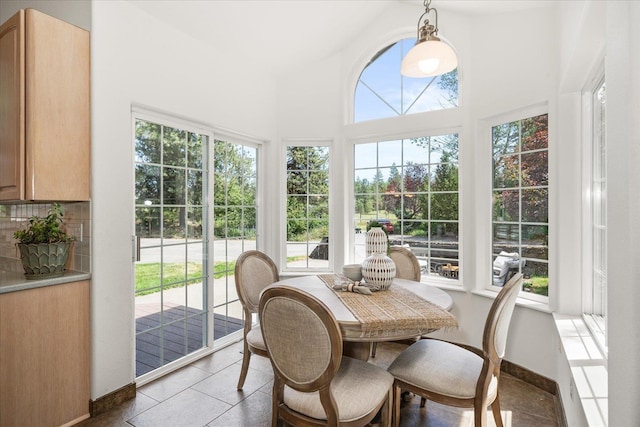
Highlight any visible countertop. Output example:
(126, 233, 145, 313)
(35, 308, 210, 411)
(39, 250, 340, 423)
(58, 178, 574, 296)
(0, 269, 91, 294)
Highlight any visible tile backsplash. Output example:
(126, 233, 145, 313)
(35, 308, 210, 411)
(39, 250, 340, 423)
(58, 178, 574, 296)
(0, 202, 91, 273)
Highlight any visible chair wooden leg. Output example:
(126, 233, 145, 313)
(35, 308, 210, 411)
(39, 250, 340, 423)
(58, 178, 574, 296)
(473, 399, 488, 427)
(491, 394, 504, 427)
(237, 341, 251, 390)
(380, 387, 392, 427)
(371, 342, 378, 358)
(272, 381, 283, 427)
(420, 397, 426, 408)
(393, 384, 402, 427)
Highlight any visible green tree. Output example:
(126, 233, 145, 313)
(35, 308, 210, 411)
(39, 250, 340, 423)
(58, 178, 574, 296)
(355, 177, 374, 215)
(214, 140, 257, 238)
(430, 152, 459, 234)
(383, 163, 403, 217)
(286, 146, 329, 240)
(437, 69, 459, 108)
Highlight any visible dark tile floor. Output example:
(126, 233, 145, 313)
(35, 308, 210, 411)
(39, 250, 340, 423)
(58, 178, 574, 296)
(79, 341, 560, 427)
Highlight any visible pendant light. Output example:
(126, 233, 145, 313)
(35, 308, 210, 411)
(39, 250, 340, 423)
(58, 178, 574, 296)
(401, 0, 458, 78)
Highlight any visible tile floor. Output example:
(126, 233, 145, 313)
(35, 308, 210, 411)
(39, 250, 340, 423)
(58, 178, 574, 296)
(79, 340, 560, 427)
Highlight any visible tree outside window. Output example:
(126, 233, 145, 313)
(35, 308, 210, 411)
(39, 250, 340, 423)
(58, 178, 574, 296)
(492, 114, 549, 296)
(286, 146, 330, 270)
(354, 135, 459, 280)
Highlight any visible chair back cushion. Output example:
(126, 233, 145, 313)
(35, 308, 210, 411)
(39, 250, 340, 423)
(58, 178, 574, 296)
(389, 246, 421, 281)
(260, 286, 342, 393)
(483, 272, 523, 360)
(235, 250, 279, 313)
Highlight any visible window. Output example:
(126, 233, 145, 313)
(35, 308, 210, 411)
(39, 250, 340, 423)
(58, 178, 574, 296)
(492, 113, 549, 297)
(285, 145, 330, 270)
(213, 139, 259, 338)
(354, 135, 460, 280)
(354, 38, 458, 123)
(583, 75, 607, 349)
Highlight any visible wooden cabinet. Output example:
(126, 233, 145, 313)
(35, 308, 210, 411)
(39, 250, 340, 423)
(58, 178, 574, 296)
(0, 280, 91, 426)
(0, 9, 90, 202)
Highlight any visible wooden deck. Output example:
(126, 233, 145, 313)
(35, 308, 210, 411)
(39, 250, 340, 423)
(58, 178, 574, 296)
(135, 305, 243, 376)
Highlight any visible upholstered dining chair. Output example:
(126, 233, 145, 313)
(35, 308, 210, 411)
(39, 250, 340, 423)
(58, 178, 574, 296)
(234, 250, 279, 390)
(259, 285, 394, 427)
(388, 246, 421, 282)
(371, 246, 422, 358)
(387, 273, 523, 427)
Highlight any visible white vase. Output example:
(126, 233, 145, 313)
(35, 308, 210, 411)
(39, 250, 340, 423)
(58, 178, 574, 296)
(361, 252, 396, 290)
(366, 226, 388, 256)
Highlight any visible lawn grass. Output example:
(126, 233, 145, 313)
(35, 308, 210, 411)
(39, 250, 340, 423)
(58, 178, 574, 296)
(135, 261, 234, 296)
(136, 256, 306, 296)
(523, 275, 549, 296)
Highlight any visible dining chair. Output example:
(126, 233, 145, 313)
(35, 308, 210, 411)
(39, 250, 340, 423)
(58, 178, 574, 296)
(387, 273, 523, 427)
(388, 246, 421, 282)
(234, 250, 279, 390)
(259, 285, 394, 427)
(370, 245, 423, 358)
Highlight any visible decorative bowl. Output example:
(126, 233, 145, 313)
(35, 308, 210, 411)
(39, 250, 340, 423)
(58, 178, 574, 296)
(342, 264, 363, 282)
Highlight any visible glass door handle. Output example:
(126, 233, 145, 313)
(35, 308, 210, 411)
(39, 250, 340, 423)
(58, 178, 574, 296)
(133, 235, 141, 262)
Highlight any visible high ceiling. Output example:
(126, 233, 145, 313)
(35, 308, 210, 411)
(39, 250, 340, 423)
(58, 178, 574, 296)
(129, 0, 553, 76)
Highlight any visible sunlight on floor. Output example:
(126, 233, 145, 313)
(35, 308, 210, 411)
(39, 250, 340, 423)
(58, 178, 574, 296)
(460, 409, 513, 427)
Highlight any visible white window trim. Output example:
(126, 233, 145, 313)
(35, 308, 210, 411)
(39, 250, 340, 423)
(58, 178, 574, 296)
(131, 106, 217, 384)
(580, 63, 608, 357)
(478, 102, 550, 303)
(280, 138, 334, 274)
(348, 126, 464, 287)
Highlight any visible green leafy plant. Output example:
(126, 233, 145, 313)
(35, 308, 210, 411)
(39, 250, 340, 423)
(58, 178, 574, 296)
(13, 204, 73, 244)
(367, 220, 385, 232)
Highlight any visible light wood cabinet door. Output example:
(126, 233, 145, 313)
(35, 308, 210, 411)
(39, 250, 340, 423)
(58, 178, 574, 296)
(25, 9, 90, 201)
(0, 11, 25, 200)
(0, 281, 91, 427)
(0, 9, 90, 202)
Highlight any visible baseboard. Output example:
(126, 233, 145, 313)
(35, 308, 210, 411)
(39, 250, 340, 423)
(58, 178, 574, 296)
(89, 382, 136, 417)
(553, 381, 569, 427)
(501, 359, 556, 394)
(436, 340, 567, 427)
(501, 359, 568, 427)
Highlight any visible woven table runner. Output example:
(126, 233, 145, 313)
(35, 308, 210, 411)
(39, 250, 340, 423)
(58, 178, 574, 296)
(318, 274, 457, 336)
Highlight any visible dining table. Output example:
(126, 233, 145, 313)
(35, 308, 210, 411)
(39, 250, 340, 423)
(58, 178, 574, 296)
(268, 274, 457, 360)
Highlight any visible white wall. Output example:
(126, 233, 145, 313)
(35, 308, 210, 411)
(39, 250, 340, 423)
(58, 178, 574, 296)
(276, 3, 560, 381)
(606, 1, 640, 425)
(90, 0, 277, 399)
(5, 2, 637, 424)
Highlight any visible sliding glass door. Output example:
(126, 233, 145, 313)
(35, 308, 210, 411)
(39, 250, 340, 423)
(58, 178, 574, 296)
(133, 116, 210, 378)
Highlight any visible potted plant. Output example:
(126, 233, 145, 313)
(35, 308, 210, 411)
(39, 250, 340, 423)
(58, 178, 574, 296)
(13, 203, 73, 279)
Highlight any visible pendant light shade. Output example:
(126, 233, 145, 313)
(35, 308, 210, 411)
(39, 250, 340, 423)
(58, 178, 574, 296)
(401, 0, 457, 78)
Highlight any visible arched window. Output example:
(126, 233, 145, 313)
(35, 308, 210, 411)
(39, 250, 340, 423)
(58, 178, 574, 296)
(354, 38, 459, 123)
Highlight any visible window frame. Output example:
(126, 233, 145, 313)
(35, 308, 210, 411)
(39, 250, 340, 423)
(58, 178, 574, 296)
(482, 104, 550, 303)
(281, 138, 333, 273)
(211, 133, 262, 345)
(581, 65, 608, 354)
(351, 134, 461, 283)
(131, 107, 217, 383)
(352, 36, 460, 124)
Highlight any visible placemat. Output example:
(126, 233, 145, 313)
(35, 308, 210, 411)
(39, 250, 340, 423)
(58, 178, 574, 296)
(318, 274, 457, 337)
